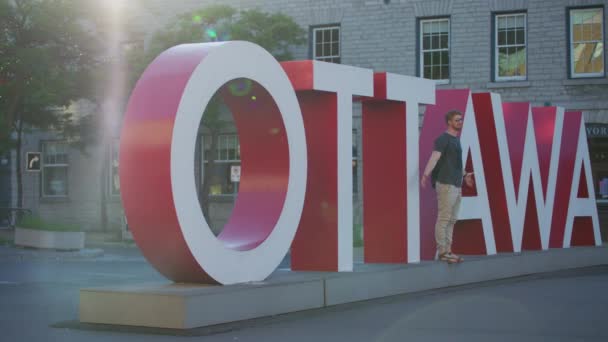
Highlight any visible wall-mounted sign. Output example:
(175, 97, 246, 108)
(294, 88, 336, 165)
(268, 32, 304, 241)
(586, 124, 608, 138)
(230, 165, 241, 182)
(26, 152, 41, 172)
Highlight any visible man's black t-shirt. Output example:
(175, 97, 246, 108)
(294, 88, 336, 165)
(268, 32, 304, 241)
(432, 132, 463, 188)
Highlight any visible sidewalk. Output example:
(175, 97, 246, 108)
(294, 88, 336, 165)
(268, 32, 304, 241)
(0, 244, 104, 261)
(0, 225, 130, 241)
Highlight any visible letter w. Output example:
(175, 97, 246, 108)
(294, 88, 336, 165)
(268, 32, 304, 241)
(499, 103, 564, 252)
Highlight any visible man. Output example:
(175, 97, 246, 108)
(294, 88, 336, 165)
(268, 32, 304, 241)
(421, 110, 474, 264)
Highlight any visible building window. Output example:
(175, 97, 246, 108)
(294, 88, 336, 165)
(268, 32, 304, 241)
(202, 134, 240, 196)
(110, 139, 120, 196)
(214, 134, 240, 162)
(42, 141, 68, 197)
(495, 13, 527, 81)
(569, 7, 605, 78)
(312, 25, 340, 63)
(419, 18, 450, 83)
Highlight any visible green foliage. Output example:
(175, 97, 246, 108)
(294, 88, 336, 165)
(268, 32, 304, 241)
(125, 4, 307, 145)
(127, 5, 306, 91)
(0, 0, 100, 151)
(18, 214, 81, 232)
(353, 224, 363, 248)
(229, 9, 306, 61)
(150, 4, 236, 54)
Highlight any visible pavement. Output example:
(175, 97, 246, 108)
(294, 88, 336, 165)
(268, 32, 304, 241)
(0, 227, 137, 249)
(1, 228, 608, 341)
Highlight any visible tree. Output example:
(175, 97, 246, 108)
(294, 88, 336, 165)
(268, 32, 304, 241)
(128, 5, 305, 221)
(0, 0, 99, 210)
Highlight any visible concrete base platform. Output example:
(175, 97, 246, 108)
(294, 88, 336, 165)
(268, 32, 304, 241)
(80, 246, 608, 329)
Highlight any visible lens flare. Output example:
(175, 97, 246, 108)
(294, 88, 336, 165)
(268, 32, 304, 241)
(228, 79, 253, 97)
(206, 28, 218, 39)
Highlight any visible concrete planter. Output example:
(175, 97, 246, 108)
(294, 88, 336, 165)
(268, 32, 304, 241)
(14, 227, 85, 250)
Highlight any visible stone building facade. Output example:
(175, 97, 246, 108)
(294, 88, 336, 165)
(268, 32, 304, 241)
(4, 0, 607, 235)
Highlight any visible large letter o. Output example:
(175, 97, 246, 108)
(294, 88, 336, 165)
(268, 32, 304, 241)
(120, 41, 307, 285)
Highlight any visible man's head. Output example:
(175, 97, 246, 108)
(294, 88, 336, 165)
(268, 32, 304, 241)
(445, 110, 463, 131)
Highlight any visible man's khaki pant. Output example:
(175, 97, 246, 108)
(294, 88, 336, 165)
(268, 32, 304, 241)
(435, 182, 462, 255)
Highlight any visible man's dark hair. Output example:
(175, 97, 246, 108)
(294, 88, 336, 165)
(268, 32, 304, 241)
(445, 110, 463, 124)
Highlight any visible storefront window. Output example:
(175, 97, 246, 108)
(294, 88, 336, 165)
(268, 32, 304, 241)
(587, 123, 608, 199)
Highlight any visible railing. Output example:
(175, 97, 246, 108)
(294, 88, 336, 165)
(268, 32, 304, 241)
(0, 207, 32, 229)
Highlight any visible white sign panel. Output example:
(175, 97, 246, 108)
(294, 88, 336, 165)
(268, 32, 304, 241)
(231, 165, 241, 182)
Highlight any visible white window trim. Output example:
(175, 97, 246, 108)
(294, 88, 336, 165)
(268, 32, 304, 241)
(202, 134, 240, 163)
(200, 134, 241, 197)
(216, 134, 240, 162)
(495, 13, 528, 82)
(569, 7, 605, 79)
(419, 18, 450, 85)
(312, 25, 341, 62)
(41, 142, 69, 198)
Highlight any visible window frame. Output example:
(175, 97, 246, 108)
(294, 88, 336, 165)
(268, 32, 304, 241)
(493, 12, 528, 82)
(567, 6, 606, 79)
(41, 141, 69, 198)
(310, 24, 341, 63)
(201, 134, 241, 197)
(214, 134, 240, 162)
(109, 139, 120, 197)
(418, 17, 451, 85)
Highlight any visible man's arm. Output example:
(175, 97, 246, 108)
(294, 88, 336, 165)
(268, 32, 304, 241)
(421, 151, 442, 188)
(464, 170, 475, 187)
